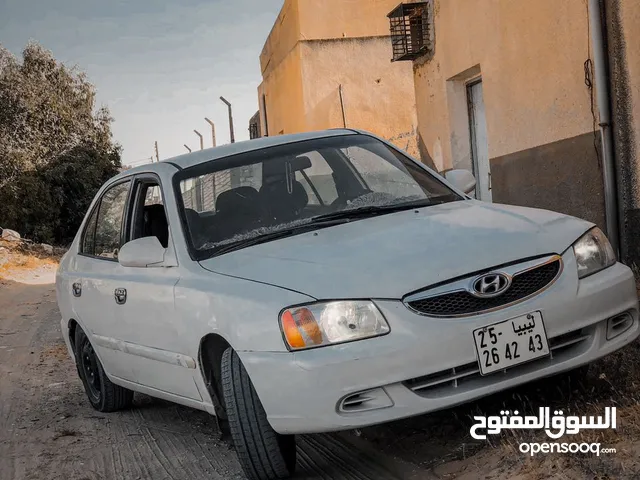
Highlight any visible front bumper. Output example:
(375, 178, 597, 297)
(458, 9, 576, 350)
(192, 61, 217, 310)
(240, 256, 639, 435)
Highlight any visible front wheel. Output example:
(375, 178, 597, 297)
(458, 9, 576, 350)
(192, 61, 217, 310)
(74, 327, 134, 412)
(221, 348, 296, 480)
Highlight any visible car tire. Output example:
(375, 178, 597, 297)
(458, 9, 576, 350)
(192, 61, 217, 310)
(221, 347, 296, 480)
(74, 327, 134, 412)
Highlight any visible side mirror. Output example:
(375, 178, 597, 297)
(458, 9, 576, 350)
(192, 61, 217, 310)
(445, 169, 477, 195)
(118, 237, 167, 268)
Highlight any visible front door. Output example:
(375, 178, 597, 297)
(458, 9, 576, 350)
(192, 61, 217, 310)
(74, 176, 201, 401)
(112, 177, 201, 401)
(467, 80, 492, 202)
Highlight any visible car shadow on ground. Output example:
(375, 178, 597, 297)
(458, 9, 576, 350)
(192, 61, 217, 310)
(69, 341, 640, 479)
(354, 341, 640, 473)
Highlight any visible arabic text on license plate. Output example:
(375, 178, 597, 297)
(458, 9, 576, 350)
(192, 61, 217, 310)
(473, 311, 550, 376)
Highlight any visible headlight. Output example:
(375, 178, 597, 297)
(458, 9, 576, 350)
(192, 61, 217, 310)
(573, 227, 616, 279)
(280, 301, 390, 351)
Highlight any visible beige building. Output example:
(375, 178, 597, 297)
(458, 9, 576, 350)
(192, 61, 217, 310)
(386, 0, 640, 266)
(256, 0, 421, 158)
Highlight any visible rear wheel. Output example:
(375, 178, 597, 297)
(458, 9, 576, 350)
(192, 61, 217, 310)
(221, 347, 296, 480)
(74, 327, 134, 412)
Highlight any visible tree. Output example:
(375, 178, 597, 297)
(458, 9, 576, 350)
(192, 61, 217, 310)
(0, 41, 121, 244)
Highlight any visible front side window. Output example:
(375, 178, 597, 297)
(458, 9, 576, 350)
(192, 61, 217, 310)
(86, 181, 131, 259)
(145, 185, 163, 206)
(129, 181, 169, 248)
(176, 135, 461, 258)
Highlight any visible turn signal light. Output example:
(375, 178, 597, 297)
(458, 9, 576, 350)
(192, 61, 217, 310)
(281, 307, 323, 349)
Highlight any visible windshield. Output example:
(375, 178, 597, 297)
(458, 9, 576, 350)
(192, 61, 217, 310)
(176, 134, 462, 258)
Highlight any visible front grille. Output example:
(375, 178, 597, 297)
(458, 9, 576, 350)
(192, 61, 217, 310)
(404, 326, 592, 398)
(407, 259, 561, 317)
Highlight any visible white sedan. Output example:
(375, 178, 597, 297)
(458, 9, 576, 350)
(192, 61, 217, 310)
(56, 129, 639, 480)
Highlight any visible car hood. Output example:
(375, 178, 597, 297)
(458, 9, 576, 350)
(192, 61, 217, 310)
(199, 201, 593, 299)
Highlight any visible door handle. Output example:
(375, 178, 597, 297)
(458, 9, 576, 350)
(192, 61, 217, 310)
(72, 282, 82, 297)
(114, 288, 127, 305)
(488, 172, 492, 191)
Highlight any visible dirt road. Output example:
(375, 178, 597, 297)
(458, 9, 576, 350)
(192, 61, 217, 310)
(0, 275, 434, 480)
(2, 269, 640, 480)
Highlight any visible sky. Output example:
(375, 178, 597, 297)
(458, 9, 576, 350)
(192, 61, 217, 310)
(0, 0, 283, 165)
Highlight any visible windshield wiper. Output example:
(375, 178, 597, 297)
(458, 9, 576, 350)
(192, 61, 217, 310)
(308, 198, 436, 223)
(205, 199, 441, 258)
(209, 218, 349, 257)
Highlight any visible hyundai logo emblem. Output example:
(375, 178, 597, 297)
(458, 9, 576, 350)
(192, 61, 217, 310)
(471, 272, 512, 298)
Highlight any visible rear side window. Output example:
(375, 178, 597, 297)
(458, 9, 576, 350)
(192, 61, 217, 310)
(81, 181, 131, 259)
(82, 208, 98, 254)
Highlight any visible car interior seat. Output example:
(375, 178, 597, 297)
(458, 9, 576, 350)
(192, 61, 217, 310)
(259, 175, 309, 224)
(215, 186, 263, 239)
(142, 204, 169, 248)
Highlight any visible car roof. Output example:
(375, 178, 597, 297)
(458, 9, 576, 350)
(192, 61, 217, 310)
(118, 129, 360, 179)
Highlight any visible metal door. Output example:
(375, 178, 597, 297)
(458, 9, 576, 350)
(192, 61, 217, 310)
(467, 80, 492, 202)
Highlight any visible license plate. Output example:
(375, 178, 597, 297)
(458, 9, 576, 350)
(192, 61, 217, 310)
(473, 311, 550, 376)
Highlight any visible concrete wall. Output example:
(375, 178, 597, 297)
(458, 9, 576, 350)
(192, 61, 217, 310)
(259, 0, 399, 74)
(258, 43, 307, 136)
(258, 0, 419, 158)
(297, 0, 400, 40)
(622, 2, 640, 142)
(413, 0, 606, 227)
(300, 37, 419, 157)
(258, 0, 306, 136)
(259, 0, 301, 78)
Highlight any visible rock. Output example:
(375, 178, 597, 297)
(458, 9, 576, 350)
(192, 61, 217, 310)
(1, 229, 21, 242)
(40, 244, 54, 254)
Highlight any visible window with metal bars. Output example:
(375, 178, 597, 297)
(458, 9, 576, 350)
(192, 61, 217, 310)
(388, 2, 431, 62)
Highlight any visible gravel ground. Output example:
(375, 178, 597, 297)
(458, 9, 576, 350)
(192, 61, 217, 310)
(1, 266, 639, 480)
(0, 275, 430, 480)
